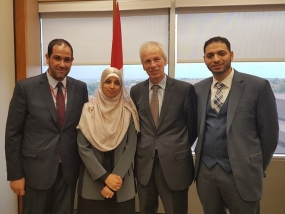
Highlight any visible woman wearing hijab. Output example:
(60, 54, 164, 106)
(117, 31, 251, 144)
(76, 67, 140, 214)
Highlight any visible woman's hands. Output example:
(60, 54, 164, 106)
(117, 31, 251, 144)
(105, 174, 122, 191)
(101, 186, 114, 199)
(101, 174, 123, 199)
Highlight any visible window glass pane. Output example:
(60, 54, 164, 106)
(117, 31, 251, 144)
(43, 64, 168, 97)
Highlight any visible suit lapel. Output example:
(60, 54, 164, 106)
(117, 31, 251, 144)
(227, 70, 244, 133)
(143, 80, 156, 129)
(198, 78, 212, 137)
(158, 76, 174, 128)
(64, 77, 75, 129)
(39, 73, 57, 123)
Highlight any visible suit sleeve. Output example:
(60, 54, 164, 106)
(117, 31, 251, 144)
(77, 130, 107, 180)
(256, 80, 279, 170)
(5, 82, 27, 181)
(130, 87, 136, 107)
(185, 84, 197, 147)
(112, 119, 137, 178)
(83, 83, 89, 103)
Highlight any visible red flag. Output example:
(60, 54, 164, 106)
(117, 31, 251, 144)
(111, 2, 123, 71)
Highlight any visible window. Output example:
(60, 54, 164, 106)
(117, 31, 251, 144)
(40, 2, 285, 155)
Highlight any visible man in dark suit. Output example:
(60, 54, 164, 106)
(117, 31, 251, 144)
(5, 39, 88, 214)
(194, 36, 279, 214)
(130, 41, 197, 214)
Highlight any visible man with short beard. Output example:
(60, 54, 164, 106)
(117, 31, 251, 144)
(194, 36, 279, 214)
(5, 39, 88, 214)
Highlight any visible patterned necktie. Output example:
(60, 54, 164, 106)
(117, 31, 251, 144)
(213, 82, 225, 113)
(150, 85, 160, 128)
(56, 82, 65, 129)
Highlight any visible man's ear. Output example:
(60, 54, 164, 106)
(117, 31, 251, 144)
(230, 51, 234, 61)
(45, 53, 49, 64)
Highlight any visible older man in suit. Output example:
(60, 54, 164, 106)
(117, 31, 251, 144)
(130, 41, 197, 214)
(5, 39, 88, 214)
(194, 36, 279, 214)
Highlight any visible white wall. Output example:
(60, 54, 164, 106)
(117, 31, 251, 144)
(0, 0, 17, 213)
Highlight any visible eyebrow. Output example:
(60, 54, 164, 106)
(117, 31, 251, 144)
(206, 50, 227, 54)
(53, 55, 72, 59)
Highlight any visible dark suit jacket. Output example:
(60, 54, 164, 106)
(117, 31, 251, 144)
(130, 76, 197, 191)
(194, 70, 279, 201)
(5, 73, 88, 190)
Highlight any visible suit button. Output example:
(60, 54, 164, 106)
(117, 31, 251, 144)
(216, 127, 220, 130)
(216, 138, 219, 141)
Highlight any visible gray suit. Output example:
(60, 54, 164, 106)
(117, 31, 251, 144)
(77, 119, 137, 203)
(194, 70, 279, 211)
(5, 73, 88, 211)
(130, 76, 197, 213)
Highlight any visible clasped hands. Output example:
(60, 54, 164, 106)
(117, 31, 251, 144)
(101, 174, 122, 199)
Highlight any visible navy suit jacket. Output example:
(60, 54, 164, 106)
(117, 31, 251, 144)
(5, 73, 88, 190)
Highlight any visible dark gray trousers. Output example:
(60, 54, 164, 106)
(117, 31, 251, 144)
(23, 163, 77, 214)
(197, 162, 260, 214)
(138, 152, 189, 214)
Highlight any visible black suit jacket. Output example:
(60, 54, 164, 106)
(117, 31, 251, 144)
(130, 76, 197, 190)
(5, 73, 88, 190)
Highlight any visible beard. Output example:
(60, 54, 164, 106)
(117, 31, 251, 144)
(208, 63, 231, 76)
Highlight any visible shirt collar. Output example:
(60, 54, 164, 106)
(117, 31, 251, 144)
(149, 74, 167, 91)
(212, 68, 234, 88)
(46, 71, 67, 89)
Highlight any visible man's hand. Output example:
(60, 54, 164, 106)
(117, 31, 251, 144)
(105, 174, 122, 191)
(101, 186, 114, 199)
(10, 178, 25, 196)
